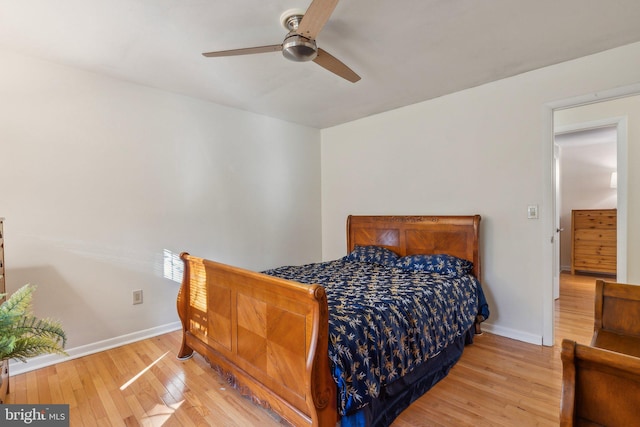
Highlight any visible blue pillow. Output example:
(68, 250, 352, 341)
(345, 245, 400, 266)
(395, 254, 473, 276)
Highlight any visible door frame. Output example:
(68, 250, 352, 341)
(542, 84, 639, 346)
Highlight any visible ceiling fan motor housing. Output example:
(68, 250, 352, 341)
(282, 33, 318, 62)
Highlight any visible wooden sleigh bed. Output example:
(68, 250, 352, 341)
(176, 215, 485, 426)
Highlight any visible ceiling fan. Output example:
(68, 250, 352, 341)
(202, 0, 360, 83)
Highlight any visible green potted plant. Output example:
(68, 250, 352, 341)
(0, 283, 67, 362)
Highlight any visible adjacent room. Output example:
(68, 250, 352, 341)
(1, 0, 640, 425)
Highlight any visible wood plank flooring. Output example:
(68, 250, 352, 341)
(6, 272, 604, 426)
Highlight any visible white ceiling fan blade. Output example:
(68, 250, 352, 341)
(203, 44, 283, 58)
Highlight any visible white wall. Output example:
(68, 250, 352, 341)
(0, 49, 322, 372)
(321, 41, 640, 345)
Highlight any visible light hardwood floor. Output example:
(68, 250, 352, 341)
(6, 272, 604, 426)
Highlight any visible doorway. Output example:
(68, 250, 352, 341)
(543, 92, 636, 345)
(554, 124, 618, 279)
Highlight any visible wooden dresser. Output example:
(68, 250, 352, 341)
(571, 209, 617, 275)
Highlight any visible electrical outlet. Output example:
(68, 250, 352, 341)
(133, 290, 143, 305)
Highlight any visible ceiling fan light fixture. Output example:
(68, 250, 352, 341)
(282, 34, 318, 62)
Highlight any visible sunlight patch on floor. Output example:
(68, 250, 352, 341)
(120, 351, 170, 390)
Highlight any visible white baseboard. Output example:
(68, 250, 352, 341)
(9, 321, 182, 375)
(480, 322, 543, 346)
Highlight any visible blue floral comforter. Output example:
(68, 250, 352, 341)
(263, 257, 482, 416)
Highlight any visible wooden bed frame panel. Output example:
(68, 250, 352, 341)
(176, 215, 482, 427)
(591, 279, 640, 358)
(560, 339, 640, 426)
(177, 256, 336, 426)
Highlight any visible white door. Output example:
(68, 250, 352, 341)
(553, 143, 561, 300)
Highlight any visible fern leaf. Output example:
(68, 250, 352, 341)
(13, 316, 67, 346)
(0, 284, 35, 317)
(0, 284, 68, 362)
(0, 335, 17, 360)
(7, 337, 68, 363)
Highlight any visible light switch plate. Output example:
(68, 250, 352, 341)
(527, 205, 539, 219)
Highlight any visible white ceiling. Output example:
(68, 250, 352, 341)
(2, 0, 640, 129)
(555, 126, 617, 168)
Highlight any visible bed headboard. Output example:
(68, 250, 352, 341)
(347, 215, 482, 279)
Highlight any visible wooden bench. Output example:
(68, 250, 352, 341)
(560, 339, 640, 426)
(591, 279, 640, 358)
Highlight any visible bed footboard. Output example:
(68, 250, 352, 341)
(176, 253, 338, 427)
(591, 279, 640, 358)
